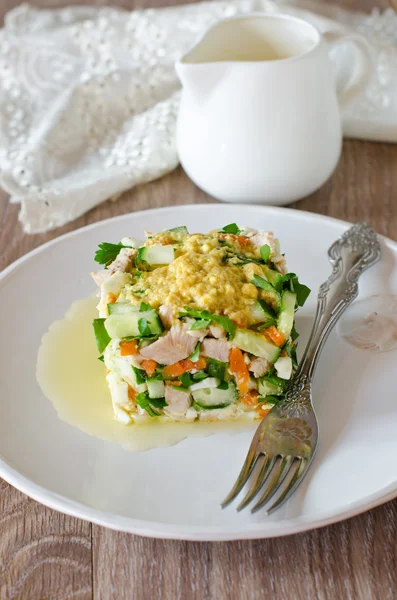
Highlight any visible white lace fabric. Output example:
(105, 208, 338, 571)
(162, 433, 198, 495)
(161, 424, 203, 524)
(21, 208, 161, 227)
(0, 1, 396, 233)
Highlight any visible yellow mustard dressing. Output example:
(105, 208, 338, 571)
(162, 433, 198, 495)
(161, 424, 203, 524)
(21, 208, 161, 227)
(123, 231, 268, 325)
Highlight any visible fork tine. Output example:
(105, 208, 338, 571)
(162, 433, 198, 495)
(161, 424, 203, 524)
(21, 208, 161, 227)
(266, 458, 309, 515)
(237, 455, 275, 511)
(221, 449, 259, 508)
(251, 456, 294, 513)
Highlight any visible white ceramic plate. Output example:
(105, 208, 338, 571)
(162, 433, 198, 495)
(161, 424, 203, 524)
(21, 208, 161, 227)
(1, 204, 397, 541)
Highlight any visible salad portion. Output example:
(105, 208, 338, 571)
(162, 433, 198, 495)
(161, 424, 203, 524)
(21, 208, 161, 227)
(91, 224, 310, 425)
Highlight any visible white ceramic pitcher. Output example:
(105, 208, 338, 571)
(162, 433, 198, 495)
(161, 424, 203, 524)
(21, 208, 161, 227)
(175, 14, 373, 205)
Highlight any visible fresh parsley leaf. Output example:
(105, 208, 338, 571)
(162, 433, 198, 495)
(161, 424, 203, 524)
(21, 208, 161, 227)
(98, 355, 105, 363)
(179, 372, 194, 388)
(180, 307, 236, 338)
(225, 252, 262, 266)
(206, 358, 226, 381)
(139, 302, 151, 312)
(92, 318, 111, 354)
(257, 317, 277, 330)
(263, 373, 286, 391)
(217, 380, 228, 390)
(190, 319, 211, 331)
(188, 342, 201, 362)
(210, 315, 236, 338)
(132, 365, 146, 385)
(291, 325, 299, 341)
(94, 242, 127, 267)
(192, 370, 208, 381)
(260, 244, 271, 262)
(219, 223, 242, 235)
(136, 392, 160, 417)
(133, 290, 145, 295)
(138, 318, 152, 337)
(252, 275, 276, 293)
(149, 397, 167, 408)
(280, 273, 311, 307)
(285, 342, 298, 368)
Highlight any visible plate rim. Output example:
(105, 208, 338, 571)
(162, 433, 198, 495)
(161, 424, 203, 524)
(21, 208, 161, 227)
(1, 203, 396, 541)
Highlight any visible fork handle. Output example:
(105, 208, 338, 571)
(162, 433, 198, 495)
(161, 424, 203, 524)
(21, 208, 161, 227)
(296, 222, 381, 381)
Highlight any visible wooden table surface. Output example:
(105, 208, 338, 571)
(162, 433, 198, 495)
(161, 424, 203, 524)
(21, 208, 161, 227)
(1, 0, 397, 598)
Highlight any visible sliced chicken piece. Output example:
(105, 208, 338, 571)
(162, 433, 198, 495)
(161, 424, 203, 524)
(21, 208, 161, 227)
(164, 386, 192, 416)
(248, 231, 276, 251)
(108, 248, 136, 275)
(249, 357, 271, 378)
(209, 324, 226, 339)
(201, 338, 231, 363)
(140, 324, 197, 365)
(159, 305, 174, 329)
(91, 270, 111, 287)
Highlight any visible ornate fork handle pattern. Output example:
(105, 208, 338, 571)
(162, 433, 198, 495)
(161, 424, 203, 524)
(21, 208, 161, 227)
(279, 222, 381, 416)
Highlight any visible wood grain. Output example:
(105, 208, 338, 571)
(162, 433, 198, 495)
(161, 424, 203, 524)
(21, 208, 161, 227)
(0, 0, 397, 599)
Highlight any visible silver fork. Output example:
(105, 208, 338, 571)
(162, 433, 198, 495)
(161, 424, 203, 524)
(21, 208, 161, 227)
(221, 222, 381, 514)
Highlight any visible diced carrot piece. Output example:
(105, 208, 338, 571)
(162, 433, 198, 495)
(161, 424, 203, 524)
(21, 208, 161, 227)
(235, 235, 251, 247)
(128, 386, 137, 402)
(163, 356, 207, 378)
(264, 325, 285, 347)
(229, 347, 250, 396)
(141, 359, 157, 377)
(241, 390, 259, 406)
(163, 362, 186, 378)
(120, 340, 139, 356)
(106, 293, 117, 304)
(257, 404, 272, 419)
(166, 380, 182, 386)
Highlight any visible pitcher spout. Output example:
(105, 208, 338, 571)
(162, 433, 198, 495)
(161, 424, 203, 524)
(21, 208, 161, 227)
(175, 61, 227, 105)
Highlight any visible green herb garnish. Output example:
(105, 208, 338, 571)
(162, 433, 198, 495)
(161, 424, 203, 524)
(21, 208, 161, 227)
(136, 392, 160, 417)
(192, 370, 208, 381)
(219, 223, 242, 235)
(180, 307, 236, 338)
(188, 342, 201, 362)
(206, 357, 226, 381)
(217, 380, 228, 390)
(94, 242, 127, 267)
(92, 318, 111, 354)
(132, 365, 147, 385)
(280, 273, 311, 307)
(149, 397, 167, 409)
(138, 318, 152, 337)
(179, 372, 194, 388)
(251, 275, 277, 293)
(260, 244, 271, 262)
(139, 302, 151, 312)
(190, 319, 211, 331)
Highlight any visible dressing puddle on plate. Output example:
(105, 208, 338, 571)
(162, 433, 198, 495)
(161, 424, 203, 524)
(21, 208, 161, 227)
(36, 295, 255, 452)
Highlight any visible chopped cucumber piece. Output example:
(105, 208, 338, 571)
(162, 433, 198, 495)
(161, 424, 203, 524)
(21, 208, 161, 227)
(108, 303, 140, 315)
(147, 378, 165, 399)
(258, 375, 284, 396)
(120, 237, 141, 248)
(190, 377, 220, 392)
(250, 300, 276, 325)
(262, 265, 282, 291)
(105, 354, 147, 393)
(136, 245, 174, 269)
(105, 310, 162, 339)
(274, 356, 293, 380)
(192, 382, 238, 408)
(233, 329, 281, 363)
(277, 290, 296, 339)
(167, 226, 188, 235)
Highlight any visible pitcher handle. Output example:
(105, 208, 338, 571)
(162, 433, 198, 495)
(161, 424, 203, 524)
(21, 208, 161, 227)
(323, 30, 374, 110)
